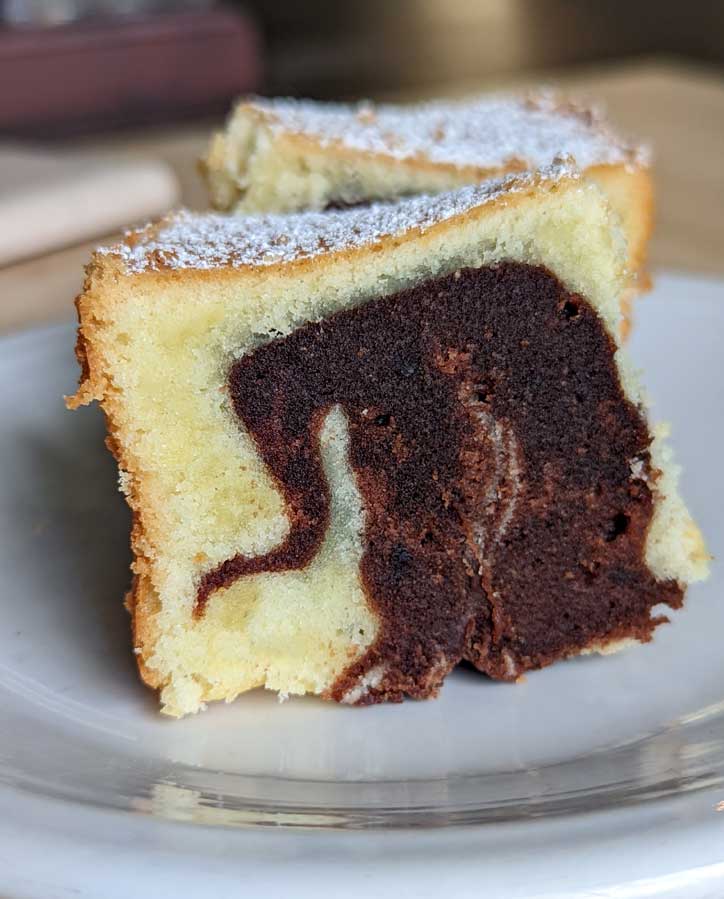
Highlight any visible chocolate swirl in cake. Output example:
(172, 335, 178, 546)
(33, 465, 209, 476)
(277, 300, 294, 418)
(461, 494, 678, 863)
(195, 262, 682, 703)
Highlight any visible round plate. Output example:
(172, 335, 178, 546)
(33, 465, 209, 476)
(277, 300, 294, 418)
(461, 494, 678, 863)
(1, 272, 723, 897)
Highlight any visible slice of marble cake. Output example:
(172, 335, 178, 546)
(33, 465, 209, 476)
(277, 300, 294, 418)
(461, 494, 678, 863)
(68, 163, 708, 717)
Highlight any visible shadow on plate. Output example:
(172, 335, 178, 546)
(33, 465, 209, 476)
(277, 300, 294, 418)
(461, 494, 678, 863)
(5, 399, 146, 697)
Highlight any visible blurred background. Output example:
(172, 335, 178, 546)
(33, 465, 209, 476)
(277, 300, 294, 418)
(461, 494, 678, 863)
(3, 0, 724, 127)
(1, 0, 723, 330)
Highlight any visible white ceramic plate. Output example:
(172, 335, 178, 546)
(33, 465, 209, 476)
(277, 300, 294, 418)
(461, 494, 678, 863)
(1, 272, 723, 898)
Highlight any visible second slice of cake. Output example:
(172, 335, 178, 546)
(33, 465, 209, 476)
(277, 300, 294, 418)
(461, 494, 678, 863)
(69, 164, 707, 717)
(202, 93, 653, 289)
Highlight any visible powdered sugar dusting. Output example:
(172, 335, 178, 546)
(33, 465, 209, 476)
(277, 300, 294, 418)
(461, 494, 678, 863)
(106, 162, 579, 274)
(249, 92, 646, 171)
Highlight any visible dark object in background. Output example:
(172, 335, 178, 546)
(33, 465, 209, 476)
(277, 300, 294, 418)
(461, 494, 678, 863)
(245, 0, 724, 99)
(0, 7, 261, 137)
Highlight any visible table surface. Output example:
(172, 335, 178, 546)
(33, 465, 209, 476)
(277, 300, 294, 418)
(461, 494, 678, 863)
(2, 58, 723, 335)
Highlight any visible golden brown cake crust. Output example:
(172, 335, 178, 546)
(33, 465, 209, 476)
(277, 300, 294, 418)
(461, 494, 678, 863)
(69, 264, 164, 691)
(202, 92, 648, 189)
(91, 164, 580, 276)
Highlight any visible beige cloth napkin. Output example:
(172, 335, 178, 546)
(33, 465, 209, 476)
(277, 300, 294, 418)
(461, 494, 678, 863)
(0, 147, 179, 267)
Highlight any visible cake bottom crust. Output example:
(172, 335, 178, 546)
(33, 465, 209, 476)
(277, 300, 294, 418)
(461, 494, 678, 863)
(191, 262, 682, 704)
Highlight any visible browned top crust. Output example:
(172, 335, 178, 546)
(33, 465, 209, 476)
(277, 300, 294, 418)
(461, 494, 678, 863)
(229, 93, 648, 173)
(101, 163, 580, 274)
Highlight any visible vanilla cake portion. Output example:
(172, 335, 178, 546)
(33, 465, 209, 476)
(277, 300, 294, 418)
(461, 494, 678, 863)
(69, 165, 707, 717)
(202, 93, 653, 283)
